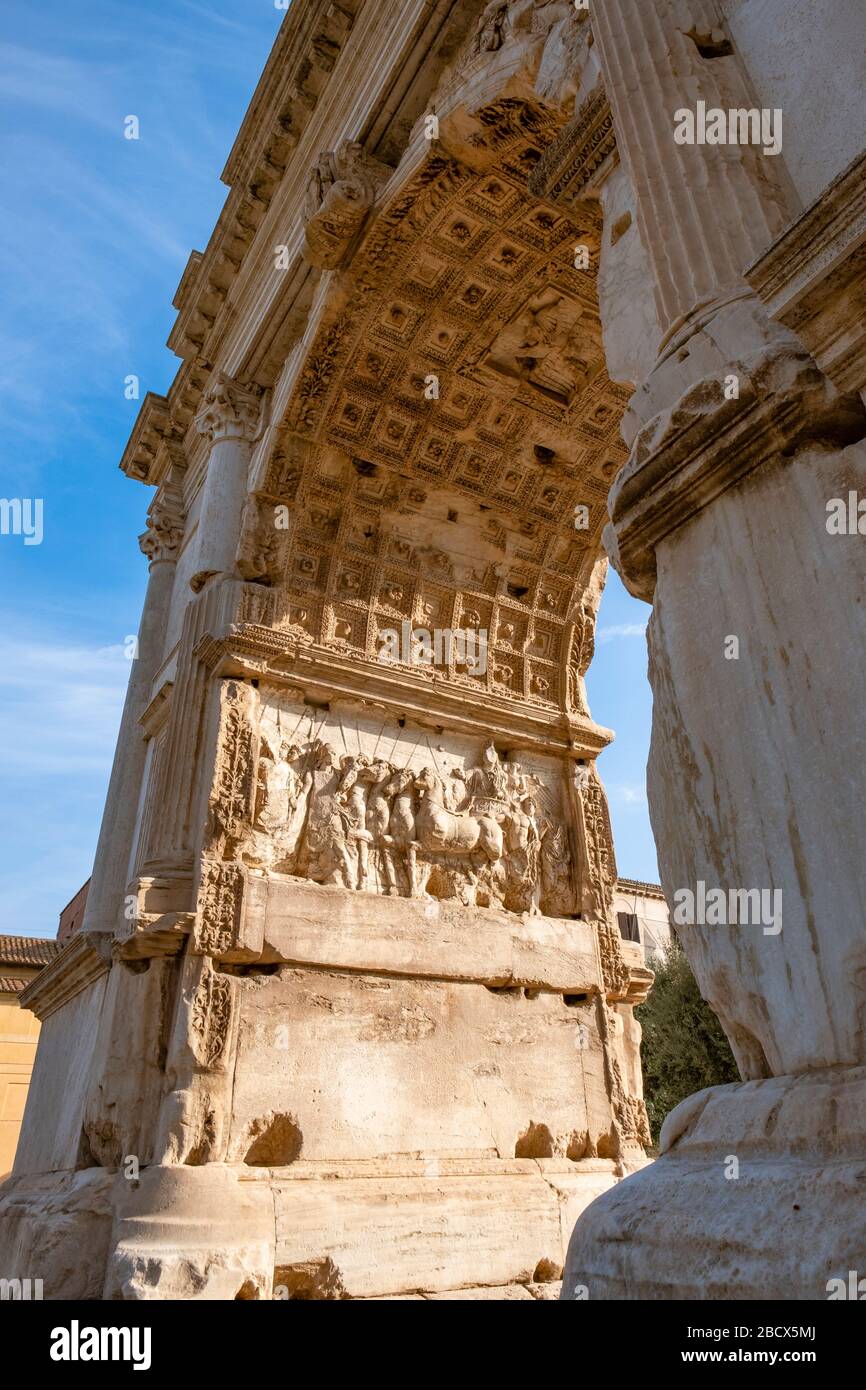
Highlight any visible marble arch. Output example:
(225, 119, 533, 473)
(2, 1, 658, 1301)
(5, 0, 866, 1302)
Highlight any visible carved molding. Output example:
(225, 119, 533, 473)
(192, 619, 614, 759)
(606, 321, 866, 601)
(745, 149, 866, 398)
(18, 932, 112, 1021)
(528, 84, 617, 209)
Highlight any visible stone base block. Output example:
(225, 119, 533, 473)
(562, 1066, 866, 1300)
(0, 1168, 115, 1301)
(272, 1158, 620, 1298)
(0, 1158, 624, 1300)
(105, 1165, 276, 1300)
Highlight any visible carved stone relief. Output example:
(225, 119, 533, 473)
(138, 482, 185, 565)
(209, 682, 585, 918)
(478, 284, 605, 406)
(302, 140, 391, 270)
(195, 860, 244, 956)
(190, 962, 233, 1069)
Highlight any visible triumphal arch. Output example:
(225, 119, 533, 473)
(3, 0, 865, 1300)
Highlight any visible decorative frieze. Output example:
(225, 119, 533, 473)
(202, 681, 586, 918)
(528, 85, 617, 209)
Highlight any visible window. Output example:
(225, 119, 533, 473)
(617, 911, 640, 944)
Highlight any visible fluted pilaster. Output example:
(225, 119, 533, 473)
(592, 0, 793, 340)
(82, 483, 185, 934)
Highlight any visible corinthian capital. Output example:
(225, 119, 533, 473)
(139, 489, 185, 565)
(194, 374, 263, 444)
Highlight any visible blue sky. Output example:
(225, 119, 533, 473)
(0, 1, 657, 939)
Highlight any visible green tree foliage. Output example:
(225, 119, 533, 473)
(636, 934, 739, 1144)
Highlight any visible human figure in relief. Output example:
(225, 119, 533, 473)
(465, 741, 508, 805)
(336, 754, 376, 890)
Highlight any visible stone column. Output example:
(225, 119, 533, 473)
(190, 374, 263, 592)
(131, 374, 263, 882)
(81, 491, 183, 935)
(590, 0, 792, 342)
(563, 1, 866, 1298)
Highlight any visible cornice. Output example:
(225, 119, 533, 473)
(192, 627, 614, 758)
(168, 0, 365, 366)
(120, 359, 211, 486)
(119, 391, 170, 483)
(616, 877, 666, 902)
(222, 1, 355, 193)
(745, 150, 866, 397)
(19, 931, 112, 1021)
(120, 1, 472, 486)
(139, 680, 174, 739)
(607, 338, 866, 601)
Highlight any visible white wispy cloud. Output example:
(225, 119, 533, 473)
(0, 634, 129, 774)
(0, 627, 132, 932)
(0, 14, 278, 459)
(0, 43, 122, 132)
(608, 782, 648, 807)
(0, 3, 283, 934)
(598, 622, 648, 643)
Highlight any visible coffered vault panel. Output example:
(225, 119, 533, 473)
(240, 100, 628, 720)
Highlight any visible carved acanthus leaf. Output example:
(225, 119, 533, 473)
(190, 962, 233, 1068)
(194, 374, 264, 443)
(139, 483, 185, 564)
